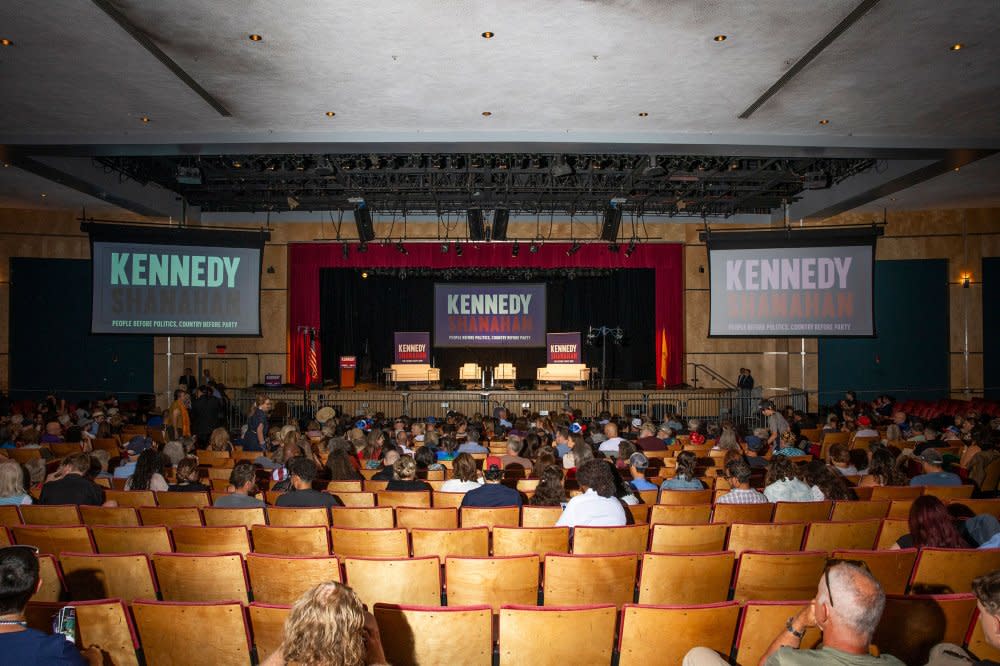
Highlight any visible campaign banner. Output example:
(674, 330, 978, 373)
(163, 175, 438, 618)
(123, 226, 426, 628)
(708, 241, 874, 337)
(547, 332, 581, 364)
(434, 284, 546, 347)
(394, 332, 430, 364)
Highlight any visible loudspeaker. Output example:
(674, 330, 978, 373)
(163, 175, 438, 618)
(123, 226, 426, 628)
(492, 209, 509, 240)
(353, 204, 375, 243)
(600, 204, 622, 242)
(467, 209, 486, 241)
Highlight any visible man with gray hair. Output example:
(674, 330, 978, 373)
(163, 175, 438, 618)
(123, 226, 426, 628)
(684, 561, 903, 664)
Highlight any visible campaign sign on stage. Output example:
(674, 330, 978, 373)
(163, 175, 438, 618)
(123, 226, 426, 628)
(394, 332, 430, 364)
(547, 332, 581, 364)
(434, 283, 546, 347)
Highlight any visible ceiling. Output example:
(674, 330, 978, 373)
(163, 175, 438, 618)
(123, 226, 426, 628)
(0, 0, 997, 219)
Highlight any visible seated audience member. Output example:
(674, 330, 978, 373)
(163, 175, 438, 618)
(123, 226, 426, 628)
(661, 450, 705, 490)
(530, 464, 569, 506)
(40, 420, 63, 444)
(456, 429, 487, 454)
(385, 456, 431, 492)
(213, 461, 265, 508)
(909, 449, 962, 487)
(635, 422, 666, 451)
(461, 457, 522, 508)
(125, 449, 169, 491)
(743, 434, 770, 469)
(276, 457, 342, 507)
(882, 424, 903, 445)
(113, 435, 155, 479)
(89, 450, 112, 480)
(532, 446, 559, 479)
(684, 562, 902, 665)
(260, 581, 386, 666)
(413, 445, 443, 473)
(168, 457, 210, 492)
(371, 448, 401, 481)
(966, 432, 1000, 489)
(0, 459, 31, 505)
(556, 459, 626, 527)
(923, 569, 1000, 662)
(326, 449, 362, 481)
(763, 456, 815, 503)
(828, 444, 859, 476)
(716, 459, 769, 505)
(439, 453, 482, 494)
(858, 448, 908, 488)
(24, 459, 46, 494)
(39, 453, 107, 506)
(162, 440, 186, 467)
(854, 415, 879, 439)
(713, 425, 740, 452)
(891, 495, 969, 550)
(564, 439, 595, 473)
(0, 546, 93, 664)
(500, 437, 532, 471)
(597, 422, 625, 455)
(553, 427, 572, 458)
(657, 424, 677, 448)
(627, 452, 658, 492)
(772, 429, 807, 458)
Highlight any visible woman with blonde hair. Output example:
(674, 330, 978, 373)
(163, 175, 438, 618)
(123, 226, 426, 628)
(0, 458, 32, 505)
(209, 427, 234, 453)
(261, 582, 386, 666)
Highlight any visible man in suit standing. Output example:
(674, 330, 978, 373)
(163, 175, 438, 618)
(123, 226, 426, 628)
(178, 367, 198, 392)
(190, 386, 224, 448)
(736, 368, 755, 419)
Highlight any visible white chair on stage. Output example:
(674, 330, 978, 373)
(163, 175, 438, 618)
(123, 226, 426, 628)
(459, 362, 483, 388)
(493, 363, 516, 387)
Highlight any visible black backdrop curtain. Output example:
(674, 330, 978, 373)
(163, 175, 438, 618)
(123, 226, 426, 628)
(319, 269, 654, 385)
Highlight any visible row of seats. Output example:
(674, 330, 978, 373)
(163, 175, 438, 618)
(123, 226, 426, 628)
(22, 588, 1000, 665)
(0, 517, 958, 558)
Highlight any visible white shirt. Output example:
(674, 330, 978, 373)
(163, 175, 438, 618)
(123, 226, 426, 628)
(855, 428, 879, 438)
(764, 478, 816, 503)
(598, 436, 624, 454)
(556, 488, 627, 528)
(439, 479, 482, 493)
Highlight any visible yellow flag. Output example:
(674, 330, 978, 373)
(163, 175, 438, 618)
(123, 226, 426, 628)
(660, 328, 668, 384)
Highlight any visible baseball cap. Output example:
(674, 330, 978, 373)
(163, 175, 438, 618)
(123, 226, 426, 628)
(744, 435, 765, 452)
(917, 449, 944, 465)
(628, 452, 649, 471)
(315, 406, 335, 423)
(689, 432, 706, 446)
(758, 399, 776, 412)
(857, 415, 872, 427)
(631, 418, 642, 429)
(426, 416, 437, 424)
(569, 422, 584, 434)
(125, 435, 152, 456)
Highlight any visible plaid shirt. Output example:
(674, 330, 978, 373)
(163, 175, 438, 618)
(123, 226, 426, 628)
(716, 487, 770, 504)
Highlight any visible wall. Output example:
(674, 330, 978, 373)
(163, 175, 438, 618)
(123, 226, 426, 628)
(0, 207, 997, 410)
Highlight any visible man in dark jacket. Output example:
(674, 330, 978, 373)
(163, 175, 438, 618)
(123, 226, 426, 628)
(189, 386, 223, 448)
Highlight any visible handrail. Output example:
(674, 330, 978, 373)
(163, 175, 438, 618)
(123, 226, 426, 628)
(688, 363, 737, 389)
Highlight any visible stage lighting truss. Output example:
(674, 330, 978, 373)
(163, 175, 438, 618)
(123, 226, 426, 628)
(358, 267, 613, 280)
(95, 153, 876, 218)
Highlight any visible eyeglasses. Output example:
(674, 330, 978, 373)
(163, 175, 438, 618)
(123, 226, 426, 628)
(823, 558, 870, 607)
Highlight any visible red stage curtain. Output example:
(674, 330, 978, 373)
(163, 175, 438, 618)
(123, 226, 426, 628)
(287, 242, 684, 387)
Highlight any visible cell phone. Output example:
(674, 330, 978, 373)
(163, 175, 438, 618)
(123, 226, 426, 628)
(52, 606, 76, 643)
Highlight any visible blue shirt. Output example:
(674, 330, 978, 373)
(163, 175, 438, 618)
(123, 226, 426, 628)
(0, 627, 86, 664)
(909, 472, 962, 487)
(661, 477, 704, 490)
(460, 483, 522, 507)
(979, 533, 1000, 549)
(555, 443, 571, 458)
(243, 409, 268, 451)
(629, 478, 658, 492)
(457, 441, 488, 454)
(113, 461, 136, 478)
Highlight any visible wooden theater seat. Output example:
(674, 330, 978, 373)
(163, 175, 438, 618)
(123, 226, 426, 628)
(171, 525, 251, 555)
(572, 524, 649, 555)
(59, 552, 157, 603)
(138, 506, 204, 527)
(498, 604, 617, 665)
(26, 598, 139, 666)
(266, 506, 330, 526)
(543, 553, 638, 607)
(712, 503, 773, 524)
(33, 554, 65, 602)
(133, 600, 251, 665)
(831, 548, 918, 595)
(431, 491, 467, 509)
(735, 600, 823, 665)
(252, 525, 331, 556)
(0, 505, 23, 526)
(330, 506, 395, 529)
(492, 526, 570, 559)
(246, 553, 341, 605)
(658, 489, 713, 506)
(396, 507, 459, 530)
(103, 490, 156, 508)
(331, 527, 409, 558)
(876, 518, 910, 550)
(445, 555, 540, 611)
(91, 525, 172, 555)
(152, 552, 249, 603)
(803, 519, 881, 552)
(873, 593, 978, 665)
(155, 491, 212, 508)
(649, 523, 728, 553)
(79, 506, 140, 527)
(19, 504, 82, 526)
(345, 556, 441, 607)
(618, 601, 740, 666)
(649, 504, 712, 525)
(910, 548, 1000, 595)
(732, 551, 828, 602)
(830, 499, 891, 521)
(460, 506, 520, 529)
(411, 527, 489, 558)
(726, 522, 805, 556)
(637, 552, 735, 605)
(519, 505, 562, 527)
(377, 490, 432, 509)
(202, 507, 267, 529)
(247, 603, 289, 663)
(870, 486, 922, 501)
(771, 501, 832, 523)
(375, 603, 493, 666)
(11, 525, 94, 555)
(336, 491, 377, 507)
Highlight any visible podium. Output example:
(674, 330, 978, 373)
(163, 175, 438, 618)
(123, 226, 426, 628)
(339, 356, 357, 389)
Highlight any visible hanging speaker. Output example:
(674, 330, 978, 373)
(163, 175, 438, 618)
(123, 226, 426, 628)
(353, 204, 375, 243)
(467, 209, 485, 241)
(492, 209, 509, 241)
(600, 204, 622, 242)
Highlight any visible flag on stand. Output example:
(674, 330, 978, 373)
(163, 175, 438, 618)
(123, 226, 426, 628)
(308, 332, 319, 382)
(659, 328, 668, 386)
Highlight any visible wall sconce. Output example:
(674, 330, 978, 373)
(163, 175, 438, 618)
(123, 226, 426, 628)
(962, 273, 971, 288)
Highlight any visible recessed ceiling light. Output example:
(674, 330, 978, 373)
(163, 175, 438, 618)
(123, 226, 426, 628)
(232, 160, 242, 168)
(40, 193, 47, 198)
(954, 167, 961, 172)
(325, 111, 336, 117)
(481, 111, 492, 116)
(2, 163, 8, 168)
(950, 43, 964, 51)
(481, 31, 494, 39)
(0, 38, 12, 47)
(140, 116, 150, 123)
(818, 119, 830, 125)
(249, 34, 262, 41)
(889, 197, 897, 202)
(638, 112, 649, 117)
(713, 35, 727, 42)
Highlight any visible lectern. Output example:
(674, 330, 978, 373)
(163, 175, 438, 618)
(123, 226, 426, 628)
(339, 356, 357, 389)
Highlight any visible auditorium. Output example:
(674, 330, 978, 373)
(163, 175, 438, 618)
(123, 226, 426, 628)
(0, 2, 999, 664)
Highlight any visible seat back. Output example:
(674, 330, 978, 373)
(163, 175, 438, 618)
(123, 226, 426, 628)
(658, 489, 713, 505)
(803, 519, 880, 552)
(572, 524, 650, 555)
(104, 490, 157, 508)
(377, 490, 432, 508)
(649, 504, 712, 525)
(888, 499, 915, 519)
(519, 505, 562, 527)
(431, 491, 467, 509)
(870, 485, 922, 501)
(133, 600, 250, 665)
(152, 552, 249, 603)
(202, 507, 267, 529)
(20, 504, 82, 526)
(327, 480, 364, 493)
(712, 503, 773, 524)
(266, 506, 330, 526)
(331, 527, 409, 558)
(950, 498, 1000, 517)
(171, 525, 251, 555)
(910, 548, 1000, 594)
(492, 526, 570, 559)
(11, 525, 94, 555)
(155, 491, 212, 508)
(375, 603, 493, 666)
(446, 555, 540, 611)
(59, 552, 156, 602)
(138, 506, 204, 527)
(330, 506, 395, 529)
(543, 553, 638, 607)
(247, 603, 289, 663)
(726, 522, 805, 556)
(26, 599, 139, 666)
(396, 507, 459, 530)
(79, 506, 140, 527)
(876, 518, 910, 550)
(649, 523, 728, 553)
(831, 548, 918, 595)
(733, 551, 828, 602)
(638, 552, 735, 605)
(411, 527, 489, 558)
(460, 506, 520, 529)
(735, 600, 823, 665)
(873, 593, 977, 665)
(921, 484, 975, 501)
(251, 525, 331, 556)
(771, 501, 832, 523)
(91, 525, 172, 555)
(0, 504, 23, 526)
(498, 604, 617, 665)
(618, 602, 740, 666)
(345, 556, 441, 607)
(335, 491, 377, 507)
(246, 553, 341, 605)
(830, 500, 891, 521)
(33, 554, 64, 602)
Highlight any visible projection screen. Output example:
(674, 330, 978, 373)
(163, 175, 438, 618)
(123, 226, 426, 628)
(434, 283, 546, 347)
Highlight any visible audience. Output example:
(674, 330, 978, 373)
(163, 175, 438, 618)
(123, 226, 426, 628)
(213, 461, 265, 508)
(275, 458, 342, 507)
(385, 456, 431, 492)
(556, 460, 626, 527)
(438, 453, 482, 493)
(530, 464, 568, 506)
(461, 457, 522, 507)
(891, 495, 969, 550)
(857, 448, 907, 488)
(763, 456, 814, 503)
(500, 437, 532, 471)
(0, 459, 32, 505)
(39, 453, 107, 506)
(661, 450, 704, 490)
(716, 459, 769, 505)
(626, 452, 657, 492)
(124, 449, 168, 491)
(168, 457, 210, 492)
(909, 449, 963, 487)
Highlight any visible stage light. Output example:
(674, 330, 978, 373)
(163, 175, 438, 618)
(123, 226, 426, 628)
(511, 241, 519, 257)
(342, 243, 349, 259)
(566, 241, 581, 256)
(396, 241, 408, 255)
(440, 242, 449, 254)
(361, 271, 368, 279)
(456, 243, 464, 257)
(608, 243, 620, 253)
(357, 243, 368, 254)
(551, 156, 574, 178)
(492, 209, 510, 240)
(467, 209, 486, 241)
(529, 242, 539, 254)
(624, 239, 636, 258)
(643, 155, 665, 177)
(286, 195, 300, 210)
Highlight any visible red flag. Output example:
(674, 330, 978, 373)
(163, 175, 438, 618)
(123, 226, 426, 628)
(659, 328, 668, 385)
